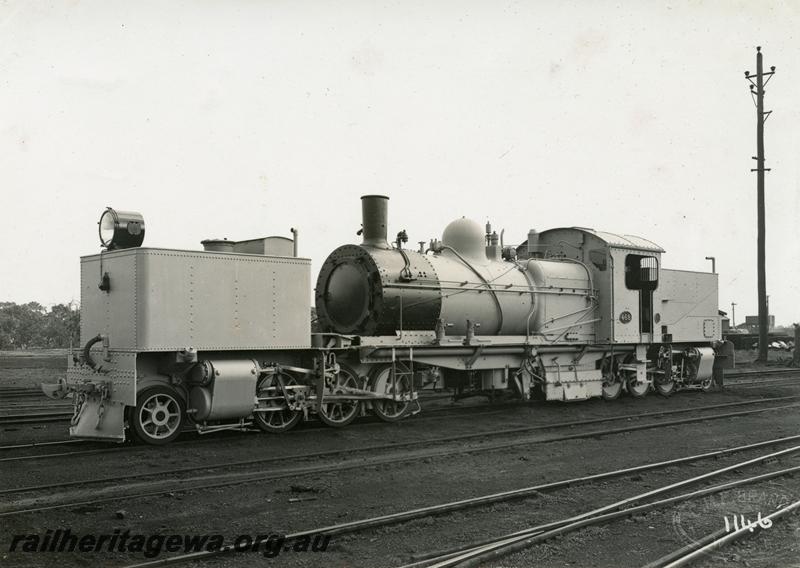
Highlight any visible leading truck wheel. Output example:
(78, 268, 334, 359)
(129, 385, 185, 445)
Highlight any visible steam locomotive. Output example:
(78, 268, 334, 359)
(44, 196, 731, 445)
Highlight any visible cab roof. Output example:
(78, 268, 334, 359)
(541, 227, 665, 253)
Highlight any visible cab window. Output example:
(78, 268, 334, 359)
(625, 254, 658, 290)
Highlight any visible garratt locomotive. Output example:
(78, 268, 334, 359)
(44, 197, 731, 444)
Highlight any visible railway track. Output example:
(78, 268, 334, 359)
(413, 462, 800, 568)
(0, 387, 57, 399)
(0, 368, 796, 401)
(0, 439, 84, 451)
(0, 369, 797, 428)
(725, 377, 800, 388)
(2, 399, 799, 517)
(3, 371, 798, 567)
(642, 500, 800, 568)
(3, 393, 800, 464)
(2, 394, 799, 464)
(0, 411, 74, 425)
(0, 402, 72, 410)
(112, 437, 800, 568)
(0, 385, 74, 425)
(0, 392, 506, 427)
(0, 396, 539, 443)
(725, 368, 800, 378)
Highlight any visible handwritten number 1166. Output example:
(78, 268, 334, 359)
(724, 513, 772, 533)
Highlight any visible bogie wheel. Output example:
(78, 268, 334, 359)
(654, 345, 676, 397)
(602, 380, 623, 400)
(654, 377, 676, 397)
(621, 354, 649, 398)
(623, 356, 650, 398)
(625, 373, 650, 398)
(600, 357, 623, 401)
(369, 363, 413, 422)
(254, 372, 303, 433)
(129, 385, 185, 445)
(318, 364, 362, 427)
(699, 377, 714, 392)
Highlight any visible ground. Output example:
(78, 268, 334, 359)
(0, 350, 798, 568)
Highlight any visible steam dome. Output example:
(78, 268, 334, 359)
(441, 217, 486, 261)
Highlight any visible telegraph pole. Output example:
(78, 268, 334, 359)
(745, 46, 775, 363)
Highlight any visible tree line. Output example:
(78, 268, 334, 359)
(0, 305, 319, 349)
(0, 302, 80, 350)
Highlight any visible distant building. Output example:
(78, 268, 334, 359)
(719, 310, 730, 333)
(742, 315, 775, 333)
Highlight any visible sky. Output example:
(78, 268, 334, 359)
(1, 1, 798, 326)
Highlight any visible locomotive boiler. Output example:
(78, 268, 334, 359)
(316, 195, 595, 341)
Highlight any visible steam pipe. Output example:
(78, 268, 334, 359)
(291, 227, 299, 257)
(364, 345, 610, 359)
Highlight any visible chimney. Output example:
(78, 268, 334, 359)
(360, 195, 390, 249)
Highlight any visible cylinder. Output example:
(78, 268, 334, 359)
(361, 195, 390, 249)
(188, 359, 258, 421)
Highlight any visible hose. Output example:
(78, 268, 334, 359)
(83, 334, 104, 370)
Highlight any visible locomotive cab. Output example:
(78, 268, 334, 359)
(529, 227, 721, 397)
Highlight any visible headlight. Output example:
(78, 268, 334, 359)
(98, 208, 145, 250)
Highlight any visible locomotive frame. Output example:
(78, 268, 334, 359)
(45, 196, 732, 445)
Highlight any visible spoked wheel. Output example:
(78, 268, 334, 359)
(602, 380, 623, 400)
(129, 385, 185, 445)
(318, 363, 361, 427)
(626, 373, 650, 398)
(654, 345, 676, 397)
(369, 363, 413, 422)
(654, 377, 676, 397)
(254, 372, 303, 433)
(699, 377, 714, 392)
(600, 357, 623, 401)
